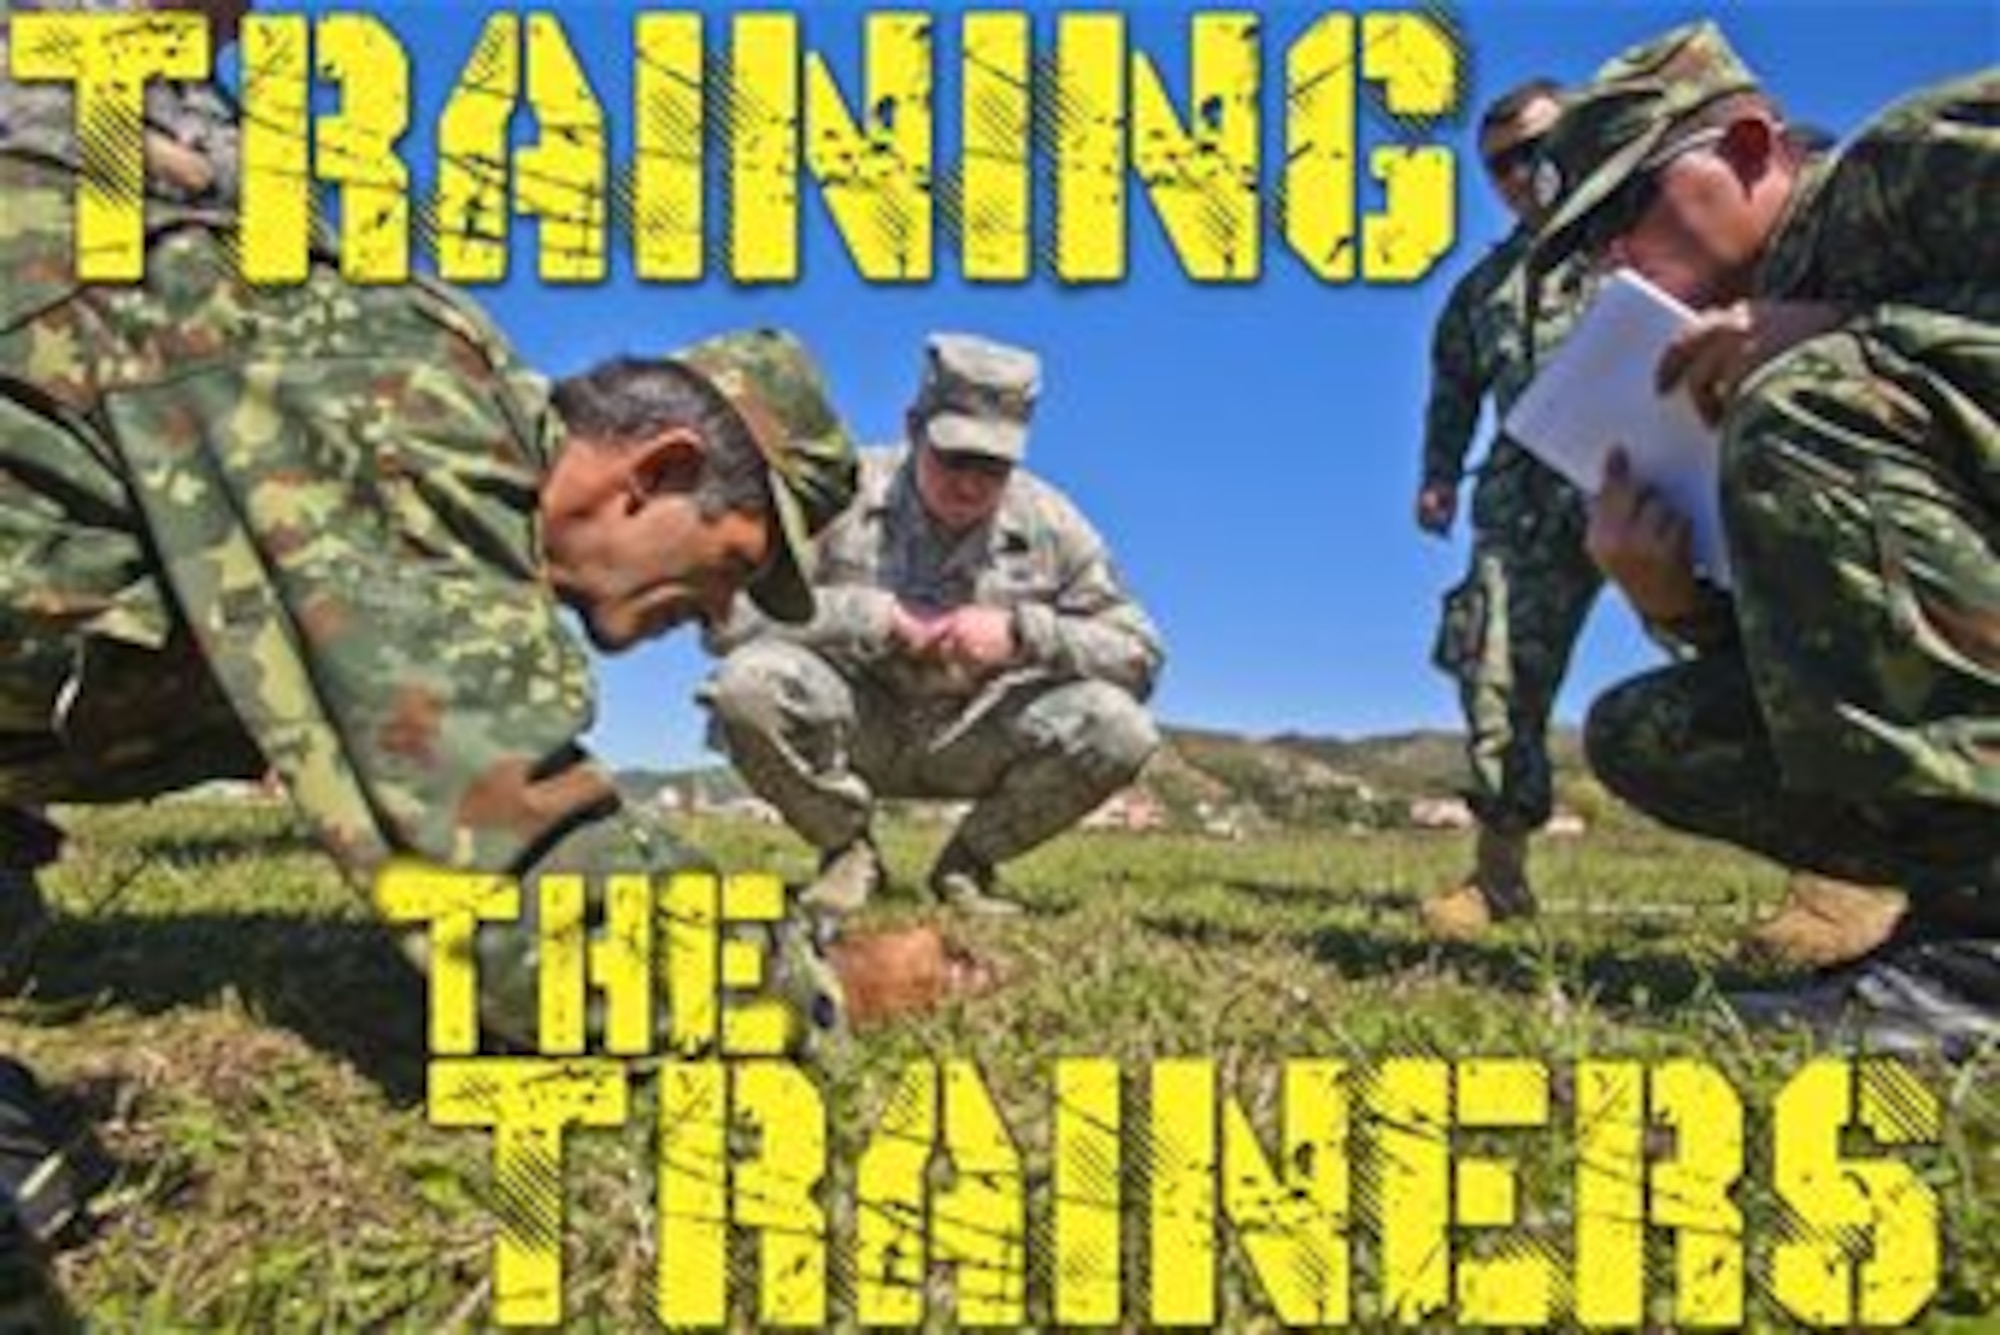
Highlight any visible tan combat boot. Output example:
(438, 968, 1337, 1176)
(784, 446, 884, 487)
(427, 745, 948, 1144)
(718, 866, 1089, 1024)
(800, 837, 885, 916)
(928, 842, 1024, 918)
(1419, 827, 1537, 941)
(1740, 874, 1907, 971)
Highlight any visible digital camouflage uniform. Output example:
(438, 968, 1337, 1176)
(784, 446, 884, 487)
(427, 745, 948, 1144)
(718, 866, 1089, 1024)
(1535, 26, 1998, 1050)
(0, 0, 243, 905)
(0, 0, 241, 205)
(704, 441, 1164, 874)
(0, 119, 858, 1040)
(1425, 228, 1600, 835)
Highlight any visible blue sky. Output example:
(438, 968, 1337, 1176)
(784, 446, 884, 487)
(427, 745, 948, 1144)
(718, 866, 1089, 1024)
(278, 0, 1995, 768)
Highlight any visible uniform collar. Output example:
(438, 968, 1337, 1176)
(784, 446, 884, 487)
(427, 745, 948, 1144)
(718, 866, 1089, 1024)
(1751, 147, 1837, 298)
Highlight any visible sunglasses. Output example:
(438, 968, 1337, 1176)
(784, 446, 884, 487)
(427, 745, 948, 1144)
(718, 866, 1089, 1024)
(922, 436, 1015, 479)
(934, 451, 1014, 480)
(1483, 132, 1546, 177)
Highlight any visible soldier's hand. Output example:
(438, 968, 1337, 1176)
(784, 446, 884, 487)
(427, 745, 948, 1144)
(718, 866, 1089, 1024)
(144, 131, 217, 197)
(1415, 481, 1458, 537)
(934, 606, 1019, 672)
(1587, 449, 1702, 625)
(1657, 300, 1846, 427)
(827, 925, 1002, 1028)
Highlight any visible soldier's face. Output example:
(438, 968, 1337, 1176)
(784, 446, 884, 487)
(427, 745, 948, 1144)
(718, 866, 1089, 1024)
(914, 437, 1012, 533)
(542, 432, 776, 652)
(1481, 96, 1562, 224)
(1602, 119, 1793, 306)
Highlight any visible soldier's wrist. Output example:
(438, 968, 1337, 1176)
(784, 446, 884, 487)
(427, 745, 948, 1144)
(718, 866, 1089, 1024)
(1010, 603, 1054, 667)
(1649, 584, 1737, 653)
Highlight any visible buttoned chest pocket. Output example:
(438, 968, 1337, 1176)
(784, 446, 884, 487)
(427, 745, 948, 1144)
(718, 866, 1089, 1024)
(976, 544, 1059, 608)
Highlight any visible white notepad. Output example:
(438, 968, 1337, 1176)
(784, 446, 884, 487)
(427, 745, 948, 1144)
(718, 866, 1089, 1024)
(1504, 269, 1731, 587)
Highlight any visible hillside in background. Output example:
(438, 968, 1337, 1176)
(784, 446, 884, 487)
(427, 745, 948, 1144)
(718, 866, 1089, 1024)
(621, 723, 1603, 833)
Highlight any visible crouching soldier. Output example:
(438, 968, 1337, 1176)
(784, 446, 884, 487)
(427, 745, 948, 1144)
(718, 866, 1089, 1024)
(704, 335, 1165, 917)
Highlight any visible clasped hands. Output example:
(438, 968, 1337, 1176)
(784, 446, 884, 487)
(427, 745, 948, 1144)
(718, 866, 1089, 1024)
(889, 600, 1020, 675)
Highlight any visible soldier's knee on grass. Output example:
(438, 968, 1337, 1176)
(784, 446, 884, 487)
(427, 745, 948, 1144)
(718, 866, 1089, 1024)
(0, 811, 61, 873)
(1582, 675, 1665, 812)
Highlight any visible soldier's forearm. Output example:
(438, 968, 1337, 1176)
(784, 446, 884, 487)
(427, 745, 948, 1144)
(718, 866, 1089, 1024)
(1420, 393, 1481, 486)
(1860, 289, 2000, 354)
(144, 131, 216, 197)
(1013, 603, 1163, 699)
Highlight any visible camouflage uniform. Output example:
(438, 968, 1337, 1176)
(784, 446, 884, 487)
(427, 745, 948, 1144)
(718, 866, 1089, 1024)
(0, 0, 241, 205)
(705, 336, 1161, 894)
(1425, 230, 1601, 835)
(0, 0, 243, 905)
(0, 119, 858, 1039)
(705, 444, 1164, 872)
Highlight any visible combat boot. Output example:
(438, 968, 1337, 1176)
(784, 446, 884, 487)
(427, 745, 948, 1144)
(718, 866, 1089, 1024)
(0, 871, 46, 959)
(0, 811, 58, 958)
(800, 837, 884, 915)
(1740, 874, 1907, 970)
(1419, 826, 1537, 941)
(928, 842, 1024, 918)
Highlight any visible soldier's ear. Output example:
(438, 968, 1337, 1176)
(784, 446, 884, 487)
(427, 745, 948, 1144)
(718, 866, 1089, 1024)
(623, 427, 707, 508)
(1717, 115, 1780, 184)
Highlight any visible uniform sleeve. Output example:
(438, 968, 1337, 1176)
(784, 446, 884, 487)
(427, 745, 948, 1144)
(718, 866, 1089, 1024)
(1815, 76, 2000, 342)
(1640, 583, 1741, 658)
(1010, 503, 1164, 700)
(704, 585, 901, 664)
(105, 262, 693, 898)
(1421, 271, 1490, 489)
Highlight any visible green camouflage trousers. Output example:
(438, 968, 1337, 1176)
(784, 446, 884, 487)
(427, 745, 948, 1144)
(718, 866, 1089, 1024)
(1433, 445, 1603, 835)
(1589, 329, 2000, 900)
(702, 639, 1160, 864)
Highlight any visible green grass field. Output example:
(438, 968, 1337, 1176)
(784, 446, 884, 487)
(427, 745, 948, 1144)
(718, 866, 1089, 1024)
(7, 800, 1996, 1330)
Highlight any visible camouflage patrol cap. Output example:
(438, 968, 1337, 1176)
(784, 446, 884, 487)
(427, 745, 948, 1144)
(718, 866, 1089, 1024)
(669, 329, 859, 624)
(1531, 22, 1764, 270)
(913, 333, 1040, 463)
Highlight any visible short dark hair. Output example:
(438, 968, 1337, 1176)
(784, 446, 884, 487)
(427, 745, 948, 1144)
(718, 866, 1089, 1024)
(1480, 77, 1563, 133)
(551, 357, 770, 517)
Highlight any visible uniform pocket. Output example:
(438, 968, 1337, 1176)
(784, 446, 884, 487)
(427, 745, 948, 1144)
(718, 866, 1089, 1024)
(1431, 574, 1489, 681)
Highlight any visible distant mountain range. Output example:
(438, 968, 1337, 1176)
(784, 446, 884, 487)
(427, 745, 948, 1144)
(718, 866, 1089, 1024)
(617, 724, 1595, 833)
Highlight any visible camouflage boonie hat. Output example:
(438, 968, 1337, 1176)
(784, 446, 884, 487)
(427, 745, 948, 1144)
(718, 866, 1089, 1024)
(1531, 22, 1764, 271)
(913, 333, 1040, 463)
(670, 329, 859, 624)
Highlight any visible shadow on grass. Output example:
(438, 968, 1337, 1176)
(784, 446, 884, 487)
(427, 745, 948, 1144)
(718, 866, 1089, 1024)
(1223, 878, 1420, 915)
(1299, 920, 1773, 1016)
(10, 912, 430, 1105)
